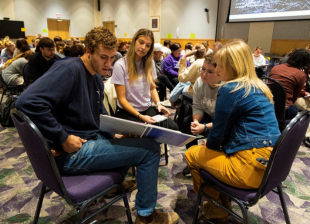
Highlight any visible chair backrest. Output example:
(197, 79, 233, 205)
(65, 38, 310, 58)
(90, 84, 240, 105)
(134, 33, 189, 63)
(10, 109, 70, 201)
(261, 77, 286, 132)
(22, 63, 29, 86)
(256, 110, 310, 200)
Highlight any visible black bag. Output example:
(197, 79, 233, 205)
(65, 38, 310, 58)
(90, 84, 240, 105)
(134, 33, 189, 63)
(0, 96, 16, 127)
(175, 98, 192, 132)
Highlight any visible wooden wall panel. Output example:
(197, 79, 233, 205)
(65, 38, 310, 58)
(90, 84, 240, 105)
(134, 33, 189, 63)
(270, 39, 310, 56)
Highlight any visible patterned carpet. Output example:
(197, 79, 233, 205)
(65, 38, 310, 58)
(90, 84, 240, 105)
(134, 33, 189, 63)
(1, 121, 310, 223)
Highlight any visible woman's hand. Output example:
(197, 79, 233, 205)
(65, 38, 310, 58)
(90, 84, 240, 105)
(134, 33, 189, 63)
(140, 115, 157, 124)
(190, 121, 205, 136)
(157, 104, 170, 116)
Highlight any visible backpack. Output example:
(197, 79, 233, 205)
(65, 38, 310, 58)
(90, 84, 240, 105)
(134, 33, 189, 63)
(0, 96, 16, 127)
(175, 98, 192, 132)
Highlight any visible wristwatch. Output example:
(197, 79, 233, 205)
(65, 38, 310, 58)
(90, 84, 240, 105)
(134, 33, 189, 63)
(204, 123, 208, 132)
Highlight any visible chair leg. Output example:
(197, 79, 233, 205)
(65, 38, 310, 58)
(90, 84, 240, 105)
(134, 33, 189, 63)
(0, 89, 6, 104)
(277, 185, 291, 224)
(192, 182, 206, 224)
(164, 144, 168, 165)
(131, 165, 135, 177)
(121, 188, 133, 224)
(233, 199, 249, 224)
(33, 183, 46, 224)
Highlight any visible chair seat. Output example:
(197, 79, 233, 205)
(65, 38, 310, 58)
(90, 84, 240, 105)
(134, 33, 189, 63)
(62, 167, 128, 203)
(200, 169, 258, 202)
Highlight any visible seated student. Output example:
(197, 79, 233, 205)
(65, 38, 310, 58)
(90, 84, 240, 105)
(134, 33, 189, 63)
(185, 40, 280, 223)
(118, 39, 128, 56)
(13, 38, 31, 58)
(2, 50, 33, 85)
(169, 44, 205, 105)
(16, 27, 179, 224)
(112, 29, 178, 130)
(55, 42, 65, 58)
(70, 44, 85, 57)
(27, 37, 61, 86)
(212, 41, 222, 52)
(181, 43, 195, 64)
(153, 43, 174, 102)
(162, 40, 172, 58)
(252, 46, 266, 78)
(270, 48, 310, 119)
(163, 42, 190, 87)
(202, 41, 213, 55)
(181, 53, 221, 176)
(1, 37, 15, 64)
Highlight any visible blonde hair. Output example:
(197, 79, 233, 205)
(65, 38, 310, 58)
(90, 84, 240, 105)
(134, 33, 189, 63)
(3, 36, 14, 48)
(3, 50, 33, 69)
(126, 29, 155, 86)
(215, 40, 273, 103)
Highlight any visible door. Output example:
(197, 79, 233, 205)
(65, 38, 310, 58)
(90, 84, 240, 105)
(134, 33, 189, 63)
(103, 21, 115, 35)
(47, 19, 70, 40)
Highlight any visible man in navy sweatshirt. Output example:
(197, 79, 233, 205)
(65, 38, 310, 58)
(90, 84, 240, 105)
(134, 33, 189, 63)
(16, 27, 179, 224)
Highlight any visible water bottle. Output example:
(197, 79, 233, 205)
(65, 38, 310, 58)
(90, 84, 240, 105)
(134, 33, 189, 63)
(1, 51, 8, 64)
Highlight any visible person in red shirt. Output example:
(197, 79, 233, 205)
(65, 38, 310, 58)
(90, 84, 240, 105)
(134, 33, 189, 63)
(270, 48, 310, 119)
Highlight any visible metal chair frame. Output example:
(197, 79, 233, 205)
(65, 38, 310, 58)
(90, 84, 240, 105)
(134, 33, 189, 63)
(192, 110, 310, 224)
(11, 109, 133, 224)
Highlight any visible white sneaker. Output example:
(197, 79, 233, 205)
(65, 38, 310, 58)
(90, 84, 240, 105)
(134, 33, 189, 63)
(160, 99, 171, 107)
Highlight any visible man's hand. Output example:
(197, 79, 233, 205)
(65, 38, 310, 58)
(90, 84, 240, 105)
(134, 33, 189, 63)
(62, 135, 87, 153)
(157, 104, 170, 116)
(191, 121, 205, 136)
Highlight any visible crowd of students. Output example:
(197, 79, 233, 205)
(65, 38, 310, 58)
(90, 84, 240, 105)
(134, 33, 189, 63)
(1, 26, 310, 223)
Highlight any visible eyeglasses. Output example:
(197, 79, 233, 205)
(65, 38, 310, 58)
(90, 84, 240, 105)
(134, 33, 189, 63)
(199, 67, 215, 75)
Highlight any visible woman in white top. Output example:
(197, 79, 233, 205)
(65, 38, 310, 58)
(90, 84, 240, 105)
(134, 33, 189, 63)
(111, 29, 178, 130)
(202, 41, 213, 55)
(252, 46, 266, 78)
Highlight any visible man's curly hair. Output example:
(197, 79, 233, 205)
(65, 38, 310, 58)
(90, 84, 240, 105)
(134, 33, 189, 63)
(84, 27, 117, 53)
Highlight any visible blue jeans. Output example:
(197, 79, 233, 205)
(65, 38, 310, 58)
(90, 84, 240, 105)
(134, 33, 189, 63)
(55, 134, 160, 216)
(169, 82, 192, 102)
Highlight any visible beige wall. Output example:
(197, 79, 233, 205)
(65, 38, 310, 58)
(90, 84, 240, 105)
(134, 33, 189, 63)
(248, 22, 274, 54)
(93, 0, 101, 27)
(0, 0, 15, 20)
(149, 0, 161, 43)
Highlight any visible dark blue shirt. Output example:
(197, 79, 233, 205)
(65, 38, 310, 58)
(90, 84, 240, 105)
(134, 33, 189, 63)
(16, 57, 110, 151)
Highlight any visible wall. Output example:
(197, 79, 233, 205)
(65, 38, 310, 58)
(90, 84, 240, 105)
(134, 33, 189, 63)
(11, 0, 94, 37)
(100, 0, 149, 38)
(161, 0, 218, 39)
(0, 0, 15, 20)
(216, 0, 249, 40)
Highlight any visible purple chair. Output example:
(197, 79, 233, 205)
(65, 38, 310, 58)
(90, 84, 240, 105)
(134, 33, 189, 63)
(261, 77, 287, 132)
(192, 110, 310, 224)
(10, 109, 133, 224)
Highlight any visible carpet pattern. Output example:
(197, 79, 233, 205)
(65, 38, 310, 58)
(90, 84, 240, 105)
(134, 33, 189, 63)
(1, 125, 310, 223)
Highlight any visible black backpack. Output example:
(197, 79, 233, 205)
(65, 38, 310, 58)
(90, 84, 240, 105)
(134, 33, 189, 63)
(0, 96, 16, 127)
(175, 98, 193, 132)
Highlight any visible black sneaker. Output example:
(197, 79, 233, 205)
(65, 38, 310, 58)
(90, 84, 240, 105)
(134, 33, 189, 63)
(182, 166, 192, 177)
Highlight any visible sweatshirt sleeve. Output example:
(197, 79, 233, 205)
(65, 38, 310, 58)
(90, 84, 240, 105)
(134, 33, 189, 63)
(178, 58, 198, 83)
(192, 80, 204, 117)
(163, 55, 178, 76)
(16, 65, 76, 148)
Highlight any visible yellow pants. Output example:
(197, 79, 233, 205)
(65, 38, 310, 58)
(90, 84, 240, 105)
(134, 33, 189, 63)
(185, 145, 272, 200)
